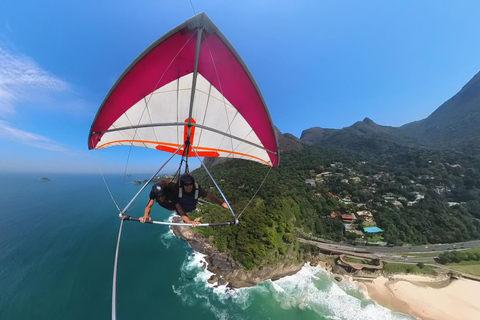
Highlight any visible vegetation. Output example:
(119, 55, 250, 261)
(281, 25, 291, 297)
(382, 262, 437, 276)
(182, 71, 480, 271)
(193, 198, 300, 270)
(343, 256, 380, 266)
(436, 248, 480, 264)
(447, 263, 480, 277)
(189, 144, 480, 269)
(430, 248, 480, 277)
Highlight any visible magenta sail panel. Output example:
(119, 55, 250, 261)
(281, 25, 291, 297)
(89, 13, 279, 167)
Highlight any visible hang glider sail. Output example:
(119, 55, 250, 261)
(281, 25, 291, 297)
(92, 14, 281, 320)
(88, 12, 279, 167)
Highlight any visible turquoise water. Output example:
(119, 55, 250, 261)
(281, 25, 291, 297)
(0, 173, 414, 320)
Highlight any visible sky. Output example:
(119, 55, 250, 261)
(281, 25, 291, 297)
(1, 0, 480, 174)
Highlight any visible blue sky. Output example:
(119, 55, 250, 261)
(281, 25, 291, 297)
(1, 0, 480, 174)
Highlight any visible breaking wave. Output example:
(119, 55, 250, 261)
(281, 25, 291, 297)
(266, 264, 413, 320)
(173, 253, 414, 320)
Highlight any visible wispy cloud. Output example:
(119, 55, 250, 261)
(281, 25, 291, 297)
(0, 46, 69, 116)
(0, 120, 70, 152)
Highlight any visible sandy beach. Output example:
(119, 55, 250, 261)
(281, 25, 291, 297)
(359, 275, 480, 320)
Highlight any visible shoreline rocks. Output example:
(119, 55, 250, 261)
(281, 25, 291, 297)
(170, 216, 304, 288)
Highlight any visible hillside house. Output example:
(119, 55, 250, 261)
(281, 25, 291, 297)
(341, 214, 356, 222)
(330, 211, 341, 218)
(392, 200, 402, 207)
(318, 172, 332, 178)
(356, 210, 376, 225)
(383, 196, 395, 201)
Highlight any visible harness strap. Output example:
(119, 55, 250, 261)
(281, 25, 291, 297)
(178, 182, 199, 199)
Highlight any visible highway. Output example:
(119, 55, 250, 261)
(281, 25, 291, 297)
(357, 240, 480, 254)
(297, 238, 480, 264)
(298, 237, 480, 281)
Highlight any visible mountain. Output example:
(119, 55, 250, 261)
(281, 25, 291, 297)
(206, 69, 480, 167)
(275, 127, 303, 153)
(278, 70, 480, 156)
(399, 70, 480, 154)
(296, 118, 416, 155)
(194, 70, 480, 258)
(298, 127, 337, 144)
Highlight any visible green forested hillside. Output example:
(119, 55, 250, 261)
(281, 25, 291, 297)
(191, 146, 480, 269)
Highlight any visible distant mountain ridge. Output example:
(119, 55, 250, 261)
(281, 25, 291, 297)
(399, 70, 480, 154)
(296, 117, 416, 155)
(207, 70, 480, 166)
(280, 70, 480, 156)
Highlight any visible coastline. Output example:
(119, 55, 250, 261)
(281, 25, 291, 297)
(171, 219, 480, 320)
(170, 217, 305, 288)
(357, 274, 480, 320)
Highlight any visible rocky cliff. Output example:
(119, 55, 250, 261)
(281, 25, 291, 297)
(170, 216, 304, 288)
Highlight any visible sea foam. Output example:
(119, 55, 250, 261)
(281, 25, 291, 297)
(173, 250, 241, 318)
(267, 263, 414, 320)
(158, 212, 177, 248)
(175, 243, 414, 319)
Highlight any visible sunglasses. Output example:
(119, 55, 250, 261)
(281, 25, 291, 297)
(183, 182, 193, 186)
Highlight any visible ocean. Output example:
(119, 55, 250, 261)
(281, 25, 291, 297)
(0, 172, 415, 320)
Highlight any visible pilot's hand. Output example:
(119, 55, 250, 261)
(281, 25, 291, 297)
(140, 215, 151, 223)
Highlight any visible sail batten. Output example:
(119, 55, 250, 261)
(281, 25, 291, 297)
(88, 12, 279, 167)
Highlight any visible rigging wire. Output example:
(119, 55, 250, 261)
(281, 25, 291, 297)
(120, 30, 199, 189)
(189, 0, 198, 19)
(99, 164, 122, 213)
(196, 21, 276, 218)
(192, 145, 237, 222)
(237, 166, 273, 220)
(121, 137, 135, 201)
(201, 32, 237, 158)
(118, 142, 237, 226)
(119, 144, 183, 216)
(106, 12, 277, 320)
(101, 18, 275, 225)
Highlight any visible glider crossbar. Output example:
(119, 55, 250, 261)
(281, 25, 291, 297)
(124, 215, 235, 227)
(192, 145, 238, 224)
(119, 144, 183, 216)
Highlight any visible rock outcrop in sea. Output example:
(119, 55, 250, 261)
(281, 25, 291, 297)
(170, 216, 304, 288)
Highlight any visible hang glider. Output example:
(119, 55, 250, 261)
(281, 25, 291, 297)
(88, 12, 279, 167)
(90, 13, 280, 320)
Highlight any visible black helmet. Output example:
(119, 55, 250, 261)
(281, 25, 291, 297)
(180, 173, 195, 185)
(151, 182, 166, 200)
